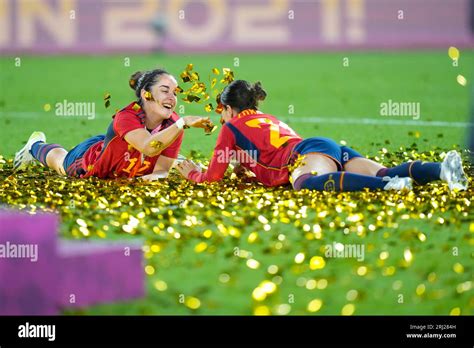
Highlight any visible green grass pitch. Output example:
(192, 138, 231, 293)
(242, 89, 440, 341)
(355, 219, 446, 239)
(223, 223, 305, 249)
(0, 51, 473, 315)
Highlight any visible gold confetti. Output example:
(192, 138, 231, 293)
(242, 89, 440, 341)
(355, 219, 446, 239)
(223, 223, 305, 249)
(453, 263, 464, 274)
(247, 259, 260, 269)
(194, 242, 207, 253)
(178, 64, 235, 113)
(0, 140, 471, 315)
(252, 287, 267, 301)
(185, 296, 201, 310)
(448, 46, 459, 60)
(449, 307, 461, 316)
(307, 299, 323, 313)
(294, 252, 305, 264)
(309, 256, 326, 270)
(457, 74, 467, 86)
(154, 280, 168, 291)
(346, 289, 358, 301)
(254, 305, 271, 315)
(150, 140, 164, 150)
(341, 303, 355, 316)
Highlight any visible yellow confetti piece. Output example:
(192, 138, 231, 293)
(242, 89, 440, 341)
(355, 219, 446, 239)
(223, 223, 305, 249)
(357, 266, 367, 276)
(185, 296, 201, 310)
(294, 252, 305, 264)
(247, 259, 260, 269)
(379, 251, 389, 260)
(341, 303, 355, 316)
(267, 265, 279, 274)
(307, 299, 323, 313)
(194, 242, 207, 253)
(252, 287, 267, 301)
(145, 265, 155, 275)
(416, 283, 426, 296)
(448, 46, 459, 60)
(260, 280, 277, 294)
(219, 273, 230, 283)
(449, 307, 461, 316)
(254, 305, 271, 315)
(457, 74, 467, 86)
(150, 244, 161, 253)
(150, 140, 164, 150)
(309, 256, 326, 270)
(346, 289, 358, 301)
(317, 278, 328, 289)
(132, 103, 141, 111)
(306, 279, 317, 290)
(453, 263, 464, 274)
(275, 304, 291, 315)
(403, 248, 413, 263)
(154, 280, 168, 291)
(248, 232, 258, 243)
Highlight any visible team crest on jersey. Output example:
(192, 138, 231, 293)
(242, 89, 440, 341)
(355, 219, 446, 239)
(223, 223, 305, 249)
(324, 174, 336, 191)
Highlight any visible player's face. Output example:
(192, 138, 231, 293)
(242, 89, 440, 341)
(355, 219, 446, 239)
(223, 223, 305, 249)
(147, 75, 178, 119)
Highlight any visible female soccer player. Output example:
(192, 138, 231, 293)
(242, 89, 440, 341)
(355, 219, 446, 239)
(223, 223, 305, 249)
(176, 80, 468, 192)
(14, 69, 210, 180)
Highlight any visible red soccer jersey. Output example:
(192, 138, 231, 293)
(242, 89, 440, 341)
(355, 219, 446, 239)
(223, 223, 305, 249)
(82, 102, 183, 179)
(188, 109, 303, 187)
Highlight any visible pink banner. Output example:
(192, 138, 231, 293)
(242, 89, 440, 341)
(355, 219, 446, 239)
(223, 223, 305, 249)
(1, 0, 473, 55)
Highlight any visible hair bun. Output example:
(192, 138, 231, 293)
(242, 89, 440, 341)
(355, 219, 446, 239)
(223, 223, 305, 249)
(129, 71, 143, 90)
(252, 81, 267, 101)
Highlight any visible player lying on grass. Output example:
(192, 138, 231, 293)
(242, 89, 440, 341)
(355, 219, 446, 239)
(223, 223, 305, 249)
(176, 80, 468, 192)
(14, 69, 211, 180)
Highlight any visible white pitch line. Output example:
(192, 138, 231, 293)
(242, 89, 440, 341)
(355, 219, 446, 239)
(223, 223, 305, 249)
(290, 117, 472, 128)
(0, 112, 472, 128)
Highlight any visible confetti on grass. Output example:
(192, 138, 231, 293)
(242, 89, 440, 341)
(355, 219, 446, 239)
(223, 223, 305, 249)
(0, 143, 472, 315)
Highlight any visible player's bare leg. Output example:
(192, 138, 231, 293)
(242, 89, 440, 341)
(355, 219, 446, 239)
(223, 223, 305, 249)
(343, 157, 385, 176)
(290, 154, 338, 189)
(45, 148, 68, 176)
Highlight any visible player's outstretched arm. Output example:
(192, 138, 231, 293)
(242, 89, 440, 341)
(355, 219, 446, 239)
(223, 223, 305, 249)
(125, 116, 210, 157)
(176, 124, 236, 183)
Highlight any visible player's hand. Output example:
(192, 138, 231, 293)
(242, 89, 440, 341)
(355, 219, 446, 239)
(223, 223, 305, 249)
(140, 171, 169, 181)
(176, 159, 201, 178)
(233, 164, 248, 176)
(183, 116, 217, 134)
(183, 116, 210, 128)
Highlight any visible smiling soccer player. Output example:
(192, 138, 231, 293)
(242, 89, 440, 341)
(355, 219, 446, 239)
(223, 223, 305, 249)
(14, 69, 210, 180)
(177, 80, 468, 192)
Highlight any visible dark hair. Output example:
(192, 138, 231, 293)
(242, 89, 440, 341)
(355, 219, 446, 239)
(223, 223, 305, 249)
(220, 80, 267, 112)
(129, 69, 169, 101)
